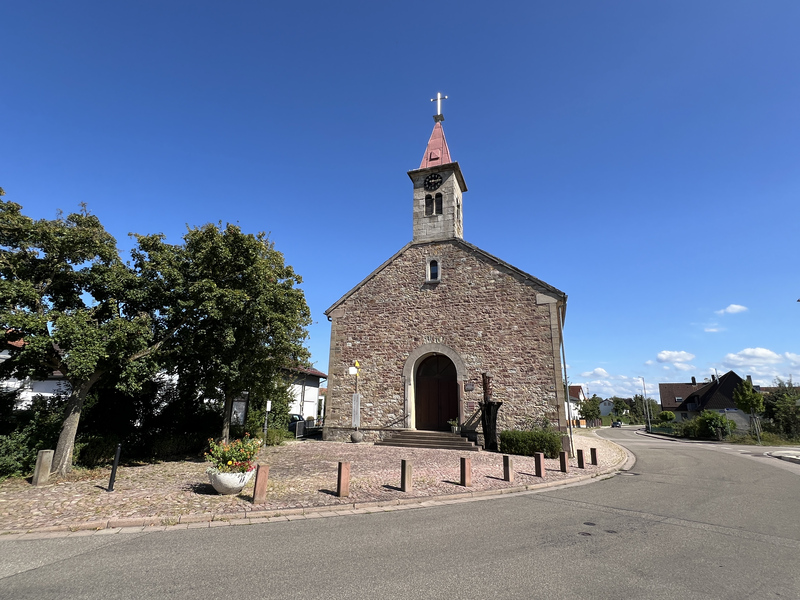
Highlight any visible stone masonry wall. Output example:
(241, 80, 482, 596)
(324, 240, 565, 442)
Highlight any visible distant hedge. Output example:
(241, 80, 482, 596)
(499, 429, 563, 459)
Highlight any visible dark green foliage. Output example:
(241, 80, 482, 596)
(658, 411, 675, 423)
(579, 395, 602, 421)
(669, 411, 736, 439)
(500, 429, 564, 459)
(733, 379, 765, 415)
(0, 198, 311, 473)
(695, 411, 735, 437)
(264, 428, 290, 446)
(0, 395, 66, 479)
(611, 397, 628, 417)
(763, 378, 800, 440)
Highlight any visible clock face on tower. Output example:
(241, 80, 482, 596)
(423, 173, 443, 191)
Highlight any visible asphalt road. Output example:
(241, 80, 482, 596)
(2, 428, 799, 600)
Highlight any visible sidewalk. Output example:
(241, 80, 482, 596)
(0, 433, 626, 535)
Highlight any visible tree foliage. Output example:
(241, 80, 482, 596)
(733, 379, 765, 415)
(579, 394, 602, 421)
(0, 199, 311, 475)
(763, 377, 800, 439)
(611, 397, 628, 417)
(658, 411, 675, 423)
(138, 222, 311, 440)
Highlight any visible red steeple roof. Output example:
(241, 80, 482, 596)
(419, 122, 452, 169)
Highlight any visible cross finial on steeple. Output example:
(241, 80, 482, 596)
(430, 92, 448, 122)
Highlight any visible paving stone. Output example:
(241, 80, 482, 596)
(0, 434, 624, 533)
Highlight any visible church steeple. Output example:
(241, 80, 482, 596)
(419, 122, 452, 169)
(407, 99, 467, 243)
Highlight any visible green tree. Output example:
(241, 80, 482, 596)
(733, 378, 765, 415)
(0, 200, 184, 476)
(579, 394, 602, 421)
(763, 377, 800, 439)
(139, 222, 311, 442)
(612, 397, 628, 417)
(0, 200, 311, 474)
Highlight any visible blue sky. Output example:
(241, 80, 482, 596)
(3, 1, 798, 400)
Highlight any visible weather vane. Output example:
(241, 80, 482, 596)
(431, 92, 448, 122)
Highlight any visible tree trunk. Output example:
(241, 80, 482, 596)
(222, 394, 233, 443)
(51, 372, 103, 477)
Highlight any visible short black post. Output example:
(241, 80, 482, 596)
(559, 450, 569, 473)
(107, 443, 122, 492)
(401, 459, 412, 492)
(590, 447, 598, 466)
(503, 455, 514, 483)
(577, 449, 585, 469)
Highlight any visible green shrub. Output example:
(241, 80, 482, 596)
(658, 411, 675, 423)
(500, 429, 564, 459)
(264, 428, 289, 446)
(0, 430, 34, 480)
(696, 411, 736, 437)
(73, 435, 120, 468)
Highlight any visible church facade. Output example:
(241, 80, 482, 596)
(323, 117, 568, 445)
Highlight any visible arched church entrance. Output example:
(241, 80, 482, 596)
(415, 354, 458, 431)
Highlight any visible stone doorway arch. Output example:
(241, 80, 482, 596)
(415, 354, 458, 431)
(402, 343, 467, 430)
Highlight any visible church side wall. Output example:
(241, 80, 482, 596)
(324, 241, 564, 443)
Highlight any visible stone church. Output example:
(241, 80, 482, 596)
(323, 112, 568, 446)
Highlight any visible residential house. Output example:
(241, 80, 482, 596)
(567, 385, 584, 422)
(288, 366, 327, 422)
(671, 371, 750, 429)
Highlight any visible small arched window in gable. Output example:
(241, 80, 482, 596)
(426, 258, 441, 282)
(434, 193, 443, 215)
(425, 195, 433, 216)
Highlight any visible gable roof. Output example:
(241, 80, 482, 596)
(659, 382, 702, 410)
(568, 385, 585, 401)
(675, 371, 743, 412)
(324, 238, 567, 316)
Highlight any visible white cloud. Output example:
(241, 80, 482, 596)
(723, 347, 782, 367)
(580, 367, 609, 378)
(704, 327, 721, 333)
(785, 352, 800, 368)
(674, 363, 696, 371)
(715, 304, 748, 315)
(657, 350, 695, 364)
(644, 360, 654, 365)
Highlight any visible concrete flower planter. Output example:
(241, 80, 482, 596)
(207, 468, 255, 495)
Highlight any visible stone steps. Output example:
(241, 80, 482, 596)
(375, 430, 480, 452)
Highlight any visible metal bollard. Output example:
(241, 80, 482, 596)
(108, 443, 122, 492)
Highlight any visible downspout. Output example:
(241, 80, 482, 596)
(558, 302, 574, 457)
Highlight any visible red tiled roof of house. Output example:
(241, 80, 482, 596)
(659, 382, 702, 410)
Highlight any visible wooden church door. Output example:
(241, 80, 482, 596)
(415, 355, 458, 431)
